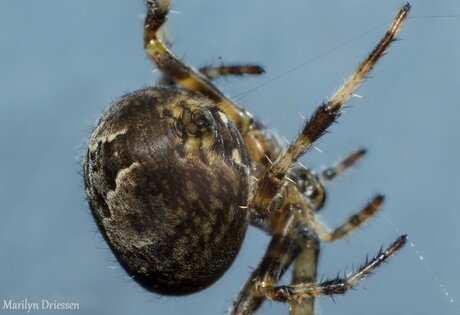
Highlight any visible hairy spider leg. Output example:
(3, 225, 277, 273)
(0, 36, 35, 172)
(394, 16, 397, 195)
(291, 148, 366, 315)
(248, 4, 411, 218)
(159, 64, 265, 86)
(320, 148, 367, 182)
(231, 204, 304, 315)
(144, 0, 253, 132)
(261, 235, 407, 302)
(303, 194, 384, 242)
(233, 149, 391, 315)
(231, 184, 388, 315)
(199, 64, 265, 80)
(144, 0, 283, 176)
(142, 1, 410, 314)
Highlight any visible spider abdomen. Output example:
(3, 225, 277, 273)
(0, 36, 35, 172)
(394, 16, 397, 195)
(84, 87, 251, 295)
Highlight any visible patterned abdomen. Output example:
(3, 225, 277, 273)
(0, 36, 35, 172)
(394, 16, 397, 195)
(84, 87, 251, 295)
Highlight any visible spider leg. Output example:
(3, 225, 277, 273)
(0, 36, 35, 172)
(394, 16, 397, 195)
(320, 148, 367, 182)
(144, 0, 288, 178)
(247, 151, 381, 313)
(303, 194, 384, 242)
(252, 165, 381, 241)
(158, 64, 265, 86)
(290, 237, 320, 315)
(231, 204, 305, 315)
(232, 185, 401, 314)
(200, 64, 265, 80)
(260, 235, 407, 302)
(291, 194, 384, 313)
(290, 148, 365, 315)
(289, 194, 380, 315)
(144, 0, 254, 131)
(248, 4, 411, 217)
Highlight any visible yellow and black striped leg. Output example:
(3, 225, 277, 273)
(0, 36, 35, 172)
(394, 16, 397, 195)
(290, 194, 381, 314)
(290, 149, 365, 315)
(158, 64, 265, 86)
(248, 4, 410, 218)
(144, 0, 254, 131)
(259, 235, 407, 302)
(321, 148, 367, 182)
(199, 64, 265, 80)
(304, 194, 384, 242)
(231, 194, 402, 314)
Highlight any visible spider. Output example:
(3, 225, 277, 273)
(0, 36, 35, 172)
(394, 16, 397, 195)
(83, 1, 410, 314)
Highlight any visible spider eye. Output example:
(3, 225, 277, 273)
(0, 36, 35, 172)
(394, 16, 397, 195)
(305, 181, 326, 210)
(288, 169, 326, 210)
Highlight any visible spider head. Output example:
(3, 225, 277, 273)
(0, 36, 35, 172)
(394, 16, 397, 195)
(288, 168, 326, 211)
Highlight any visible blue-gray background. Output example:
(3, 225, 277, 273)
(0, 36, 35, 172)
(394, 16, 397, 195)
(1, 0, 459, 314)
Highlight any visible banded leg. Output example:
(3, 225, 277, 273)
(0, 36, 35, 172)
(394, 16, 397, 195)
(200, 64, 265, 80)
(291, 149, 365, 315)
(158, 64, 265, 86)
(233, 186, 401, 314)
(321, 148, 367, 182)
(244, 151, 374, 313)
(289, 193, 381, 314)
(304, 194, 384, 242)
(144, 0, 254, 132)
(259, 235, 407, 302)
(248, 4, 411, 217)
